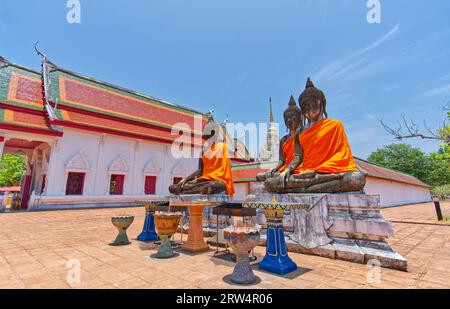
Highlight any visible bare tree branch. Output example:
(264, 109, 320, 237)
(380, 118, 445, 142)
(423, 119, 440, 138)
(380, 101, 450, 144)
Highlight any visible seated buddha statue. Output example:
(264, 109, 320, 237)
(169, 120, 235, 196)
(256, 96, 303, 182)
(264, 78, 366, 193)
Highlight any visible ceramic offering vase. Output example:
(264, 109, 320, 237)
(154, 211, 182, 258)
(224, 226, 260, 285)
(111, 215, 135, 246)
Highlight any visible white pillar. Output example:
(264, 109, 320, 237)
(45, 139, 61, 196)
(93, 134, 106, 195)
(162, 145, 169, 195)
(130, 140, 140, 195)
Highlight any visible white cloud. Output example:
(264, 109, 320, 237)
(422, 83, 450, 97)
(314, 23, 400, 83)
(386, 26, 450, 62)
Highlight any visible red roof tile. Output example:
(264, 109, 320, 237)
(55, 109, 203, 146)
(0, 62, 58, 135)
(52, 72, 208, 134)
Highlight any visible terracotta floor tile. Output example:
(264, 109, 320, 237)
(0, 203, 449, 289)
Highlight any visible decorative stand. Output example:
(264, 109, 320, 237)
(224, 229, 260, 285)
(110, 215, 135, 246)
(244, 199, 298, 275)
(154, 212, 182, 259)
(169, 194, 231, 253)
(137, 201, 167, 242)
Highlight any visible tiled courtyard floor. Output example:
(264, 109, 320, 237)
(0, 201, 449, 289)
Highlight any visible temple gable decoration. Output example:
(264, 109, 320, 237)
(143, 160, 161, 175)
(108, 156, 129, 174)
(171, 161, 186, 177)
(65, 151, 91, 173)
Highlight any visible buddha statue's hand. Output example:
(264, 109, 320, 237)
(277, 171, 290, 185)
(178, 179, 188, 189)
(267, 169, 277, 178)
(257, 169, 277, 182)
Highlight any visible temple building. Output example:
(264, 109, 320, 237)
(0, 53, 431, 210)
(233, 108, 432, 207)
(0, 54, 250, 211)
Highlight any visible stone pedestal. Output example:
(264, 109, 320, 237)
(248, 193, 407, 271)
(169, 194, 230, 253)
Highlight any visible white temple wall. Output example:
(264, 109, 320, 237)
(134, 142, 164, 195)
(364, 176, 432, 207)
(100, 136, 135, 195)
(45, 129, 99, 196)
(44, 128, 198, 199)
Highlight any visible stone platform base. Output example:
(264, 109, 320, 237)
(247, 193, 408, 272)
(257, 231, 407, 271)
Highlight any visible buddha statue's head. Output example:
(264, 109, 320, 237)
(299, 78, 327, 125)
(284, 95, 302, 133)
(203, 118, 223, 144)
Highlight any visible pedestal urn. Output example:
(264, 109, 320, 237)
(154, 211, 182, 258)
(111, 215, 135, 246)
(224, 226, 260, 285)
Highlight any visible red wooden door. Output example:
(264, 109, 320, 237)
(112, 174, 125, 195)
(144, 176, 156, 195)
(66, 173, 85, 195)
(20, 175, 32, 210)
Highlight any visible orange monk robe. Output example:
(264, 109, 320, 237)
(278, 134, 296, 173)
(296, 118, 358, 174)
(200, 142, 235, 196)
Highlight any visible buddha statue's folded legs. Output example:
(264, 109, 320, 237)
(265, 171, 366, 193)
(169, 179, 227, 195)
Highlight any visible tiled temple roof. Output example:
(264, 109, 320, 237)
(0, 56, 61, 136)
(356, 158, 431, 188)
(0, 54, 252, 161)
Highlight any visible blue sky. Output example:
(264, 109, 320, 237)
(1, 0, 449, 158)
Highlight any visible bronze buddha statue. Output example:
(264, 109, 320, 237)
(261, 78, 366, 194)
(169, 120, 235, 196)
(256, 95, 303, 182)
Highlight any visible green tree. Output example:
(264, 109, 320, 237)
(368, 144, 450, 188)
(431, 184, 450, 199)
(422, 153, 450, 187)
(436, 111, 450, 162)
(0, 154, 27, 187)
